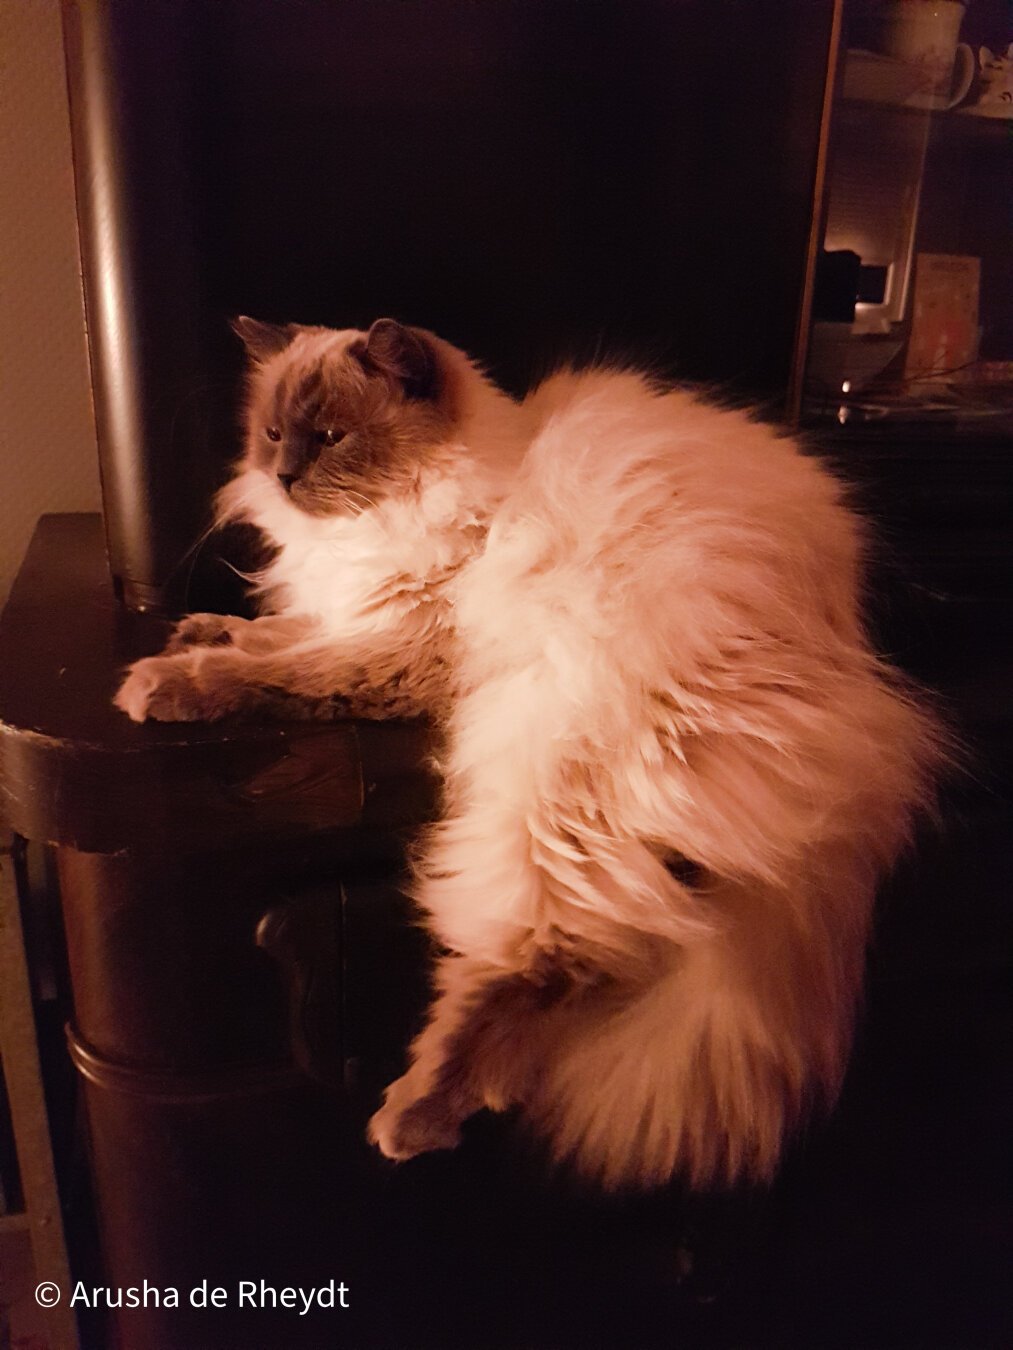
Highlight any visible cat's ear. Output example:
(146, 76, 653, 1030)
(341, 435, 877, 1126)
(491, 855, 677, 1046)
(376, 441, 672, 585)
(231, 316, 294, 363)
(352, 318, 439, 401)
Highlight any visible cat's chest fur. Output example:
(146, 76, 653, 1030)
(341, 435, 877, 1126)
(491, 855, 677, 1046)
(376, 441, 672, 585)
(236, 462, 492, 638)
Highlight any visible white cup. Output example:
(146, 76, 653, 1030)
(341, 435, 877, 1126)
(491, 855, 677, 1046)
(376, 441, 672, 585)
(879, 1, 975, 108)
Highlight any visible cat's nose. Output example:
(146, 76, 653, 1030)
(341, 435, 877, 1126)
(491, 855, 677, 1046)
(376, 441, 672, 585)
(277, 472, 298, 493)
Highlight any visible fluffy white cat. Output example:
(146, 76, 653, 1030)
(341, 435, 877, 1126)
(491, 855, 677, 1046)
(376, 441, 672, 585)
(116, 317, 945, 1189)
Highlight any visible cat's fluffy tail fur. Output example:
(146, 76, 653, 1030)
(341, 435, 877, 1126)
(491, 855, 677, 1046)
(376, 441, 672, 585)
(411, 370, 945, 1189)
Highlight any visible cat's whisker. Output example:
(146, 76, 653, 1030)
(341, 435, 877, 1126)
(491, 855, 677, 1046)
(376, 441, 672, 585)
(163, 515, 221, 578)
(219, 559, 264, 585)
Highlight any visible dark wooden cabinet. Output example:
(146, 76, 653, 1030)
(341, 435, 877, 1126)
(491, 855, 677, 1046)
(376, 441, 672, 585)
(0, 516, 441, 1348)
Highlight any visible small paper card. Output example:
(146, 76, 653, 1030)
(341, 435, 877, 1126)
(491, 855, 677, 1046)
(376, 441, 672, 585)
(904, 253, 981, 386)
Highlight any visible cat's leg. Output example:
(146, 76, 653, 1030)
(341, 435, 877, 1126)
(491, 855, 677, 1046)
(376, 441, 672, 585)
(368, 946, 601, 1160)
(367, 955, 500, 1158)
(165, 612, 314, 654)
(115, 631, 448, 723)
(369, 931, 663, 1163)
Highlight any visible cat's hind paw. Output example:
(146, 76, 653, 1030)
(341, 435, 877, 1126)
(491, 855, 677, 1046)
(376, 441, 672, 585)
(367, 1079, 465, 1161)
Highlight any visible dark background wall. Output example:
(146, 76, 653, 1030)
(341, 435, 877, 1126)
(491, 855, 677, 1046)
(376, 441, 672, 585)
(65, 0, 834, 608)
(201, 0, 830, 395)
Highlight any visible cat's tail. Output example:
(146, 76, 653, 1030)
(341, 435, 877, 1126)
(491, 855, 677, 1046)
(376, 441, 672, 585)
(521, 848, 879, 1191)
(421, 633, 950, 1188)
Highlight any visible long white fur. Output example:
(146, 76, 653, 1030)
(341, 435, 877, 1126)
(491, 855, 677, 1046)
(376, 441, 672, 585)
(225, 351, 943, 1190)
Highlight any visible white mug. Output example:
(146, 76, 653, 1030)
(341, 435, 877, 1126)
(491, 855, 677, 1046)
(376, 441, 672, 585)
(879, 1, 975, 109)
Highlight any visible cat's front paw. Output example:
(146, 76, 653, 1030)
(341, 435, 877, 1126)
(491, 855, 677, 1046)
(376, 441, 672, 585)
(164, 613, 239, 653)
(367, 1074, 465, 1161)
(114, 653, 214, 723)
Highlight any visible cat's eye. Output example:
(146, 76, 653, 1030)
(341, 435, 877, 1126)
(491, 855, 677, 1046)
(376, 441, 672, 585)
(265, 427, 282, 442)
(316, 428, 344, 447)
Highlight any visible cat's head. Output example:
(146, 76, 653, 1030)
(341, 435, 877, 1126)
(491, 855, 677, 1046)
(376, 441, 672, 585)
(233, 316, 462, 515)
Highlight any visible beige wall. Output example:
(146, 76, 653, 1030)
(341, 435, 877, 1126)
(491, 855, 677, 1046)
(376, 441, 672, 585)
(0, 0, 101, 611)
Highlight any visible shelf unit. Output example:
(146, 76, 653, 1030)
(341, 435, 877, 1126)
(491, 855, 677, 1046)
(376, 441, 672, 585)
(0, 833, 79, 1350)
